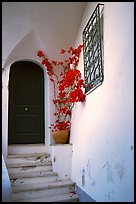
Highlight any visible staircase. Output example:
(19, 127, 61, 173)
(6, 152, 79, 202)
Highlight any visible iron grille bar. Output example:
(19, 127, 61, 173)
(83, 3, 104, 94)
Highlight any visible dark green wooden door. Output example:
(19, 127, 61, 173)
(8, 61, 44, 144)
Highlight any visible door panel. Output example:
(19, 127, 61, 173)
(8, 61, 44, 144)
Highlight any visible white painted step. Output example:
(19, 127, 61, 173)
(6, 152, 50, 159)
(6, 153, 53, 180)
(9, 170, 57, 179)
(7, 151, 79, 202)
(12, 183, 75, 201)
(13, 193, 79, 202)
(6, 152, 51, 164)
(6, 160, 52, 168)
(12, 179, 76, 193)
(8, 144, 47, 154)
(7, 163, 52, 174)
(11, 172, 59, 185)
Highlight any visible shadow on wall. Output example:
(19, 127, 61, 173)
(2, 155, 12, 202)
(75, 185, 96, 202)
(3, 30, 44, 68)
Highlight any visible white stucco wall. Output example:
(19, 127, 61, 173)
(50, 144, 72, 180)
(70, 2, 134, 202)
(2, 2, 86, 155)
(2, 31, 50, 158)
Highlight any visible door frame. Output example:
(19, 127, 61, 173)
(7, 59, 50, 146)
(8, 60, 45, 144)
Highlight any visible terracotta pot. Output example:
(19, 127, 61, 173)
(52, 130, 69, 144)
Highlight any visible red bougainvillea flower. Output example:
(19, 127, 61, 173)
(52, 60, 57, 65)
(37, 44, 86, 132)
(76, 79, 85, 88)
(59, 84, 65, 92)
(50, 78, 54, 82)
(54, 121, 70, 131)
(58, 91, 66, 98)
(66, 110, 71, 116)
(76, 88, 86, 102)
(58, 61, 63, 65)
(60, 107, 68, 114)
(68, 46, 75, 54)
(37, 50, 44, 57)
(53, 99, 60, 104)
(62, 69, 81, 87)
(61, 99, 67, 104)
(60, 49, 66, 54)
(69, 90, 78, 103)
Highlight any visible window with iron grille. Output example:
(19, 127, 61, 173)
(83, 3, 104, 94)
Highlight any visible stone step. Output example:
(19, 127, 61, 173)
(7, 163, 52, 174)
(7, 151, 78, 202)
(12, 184, 76, 201)
(9, 170, 57, 179)
(6, 152, 50, 159)
(13, 193, 79, 202)
(12, 179, 76, 193)
(6, 160, 52, 168)
(10, 172, 59, 186)
(6, 152, 50, 164)
(8, 144, 47, 155)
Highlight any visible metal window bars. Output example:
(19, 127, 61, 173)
(83, 3, 104, 94)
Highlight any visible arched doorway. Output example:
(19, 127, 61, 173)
(8, 61, 44, 144)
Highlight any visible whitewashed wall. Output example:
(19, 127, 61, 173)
(70, 2, 134, 202)
(50, 144, 72, 180)
(2, 31, 50, 158)
(2, 2, 85, 154)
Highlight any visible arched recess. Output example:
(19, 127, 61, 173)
(8, 60, 45, 144)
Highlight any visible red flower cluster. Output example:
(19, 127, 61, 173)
(37, 45, 86, 131)
(53, 121, 70, 131)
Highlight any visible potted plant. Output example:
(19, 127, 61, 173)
(37, 44, 86, 144)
